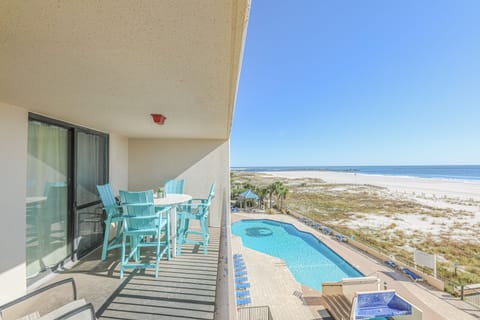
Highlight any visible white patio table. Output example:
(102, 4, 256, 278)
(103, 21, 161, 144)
(154, 193, 192, 258)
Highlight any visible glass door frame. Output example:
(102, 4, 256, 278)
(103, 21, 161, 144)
(28, 113, 109, 274)
(73, 127, 109, 259)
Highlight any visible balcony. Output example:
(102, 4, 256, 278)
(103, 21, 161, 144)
(55, 226, 222, 320)
(0, 0, 250, 312)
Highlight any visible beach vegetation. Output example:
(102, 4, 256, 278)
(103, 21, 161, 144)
(231, 171, 480, 287)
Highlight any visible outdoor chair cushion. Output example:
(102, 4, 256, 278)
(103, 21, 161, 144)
(37, 299, 86, 320)
(16, 312, 40, 320)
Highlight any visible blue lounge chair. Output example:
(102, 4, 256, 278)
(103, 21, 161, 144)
(402, 267, 423, 282)
(233, 253, 243, 258)
(235, 265, 247, 272)
(236, 290, 250, 297)
(384, 260, 398, 269)
(235, 282, 250, 289)
(321, 226, 333, 235)
(234, 261, 246, 268)
(236, 277, 248, 283)
(235, 271, 248, 277)
(236, 297, 251, 306)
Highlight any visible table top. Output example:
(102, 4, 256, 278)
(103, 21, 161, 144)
(26, 196, 47, 205)
(154, 193, 192, 206)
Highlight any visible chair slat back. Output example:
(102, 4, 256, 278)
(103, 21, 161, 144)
(207, 183, 216, 203)
(119, 190, 155, 230)
(199, 183, 215, 218)
(164, 179, 184, 195)
(97, 184, 119, 216)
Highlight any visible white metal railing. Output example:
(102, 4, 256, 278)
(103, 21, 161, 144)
(214, 190, 236, 319)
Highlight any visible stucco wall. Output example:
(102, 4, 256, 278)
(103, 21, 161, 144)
(0, 102, 28, 304)
(128, 138, 230, 227)
(109, 133, 129, 194)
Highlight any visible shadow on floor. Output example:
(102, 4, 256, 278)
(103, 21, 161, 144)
(54, 227, 221, 320)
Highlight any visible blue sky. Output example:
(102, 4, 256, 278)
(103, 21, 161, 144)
(230, 1, 480, 167)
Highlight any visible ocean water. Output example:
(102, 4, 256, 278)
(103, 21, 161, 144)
(231, 165, 480, 181)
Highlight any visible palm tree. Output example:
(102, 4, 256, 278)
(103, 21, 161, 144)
(271, 181, 284, 209)
(266, 183, 276, 208)
(277, 184, 289, 209)
(266, 181, 283, 209)
(255, 185, 268, 209)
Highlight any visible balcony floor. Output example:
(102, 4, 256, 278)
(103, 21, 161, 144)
(49, 226, 220, 320)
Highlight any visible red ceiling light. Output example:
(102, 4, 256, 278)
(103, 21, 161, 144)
(151, 114, 166, 125)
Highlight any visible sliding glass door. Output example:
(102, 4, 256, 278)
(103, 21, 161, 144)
(26, 120, 71, 278)
(75, 130, 108, 258)
(26, 115, 108, 279)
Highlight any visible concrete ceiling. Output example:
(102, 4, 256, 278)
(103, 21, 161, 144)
(0, 1, 250, 139)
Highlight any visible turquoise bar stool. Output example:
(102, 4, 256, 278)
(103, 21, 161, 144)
(97, 184, 124, 261)
(176, 183, 215, 256)
(119, 190, 170, 279)
(164, 179, 184, 195)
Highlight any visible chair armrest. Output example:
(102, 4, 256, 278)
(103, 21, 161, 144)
(51, 303, 96, 320)
(0, 278, 77, 320)
(103, 204, 123, 211)
(124, 215, 161, 221)
(122, 203, 154, 208)
(181, 202, 209, 208)
(154, 206, 171, 214)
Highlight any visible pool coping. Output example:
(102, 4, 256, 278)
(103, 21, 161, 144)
(231, 225, 321, 319)
(232, 213, 480, 320)
(232, 218, 365, 282)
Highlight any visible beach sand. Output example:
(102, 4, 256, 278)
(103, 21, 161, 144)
(259, 170, 480, 244)
(268, 170, 480, 201)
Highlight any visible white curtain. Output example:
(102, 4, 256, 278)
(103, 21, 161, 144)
(26, 121, 69, 278)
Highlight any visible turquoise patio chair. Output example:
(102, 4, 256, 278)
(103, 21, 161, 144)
(164, 179, 184, 195)
(119, 190, 170, 279)
(176, 183, 215, 256)
(97, 184, 124, 261)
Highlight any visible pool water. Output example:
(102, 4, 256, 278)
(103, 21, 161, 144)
(232, 219, 363, 291)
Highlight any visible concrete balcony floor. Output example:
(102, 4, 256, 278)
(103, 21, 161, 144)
(47, 226, 220, 320)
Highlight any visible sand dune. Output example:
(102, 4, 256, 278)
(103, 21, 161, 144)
(263, 170, 480, 243)
(268, 170, 480, 202)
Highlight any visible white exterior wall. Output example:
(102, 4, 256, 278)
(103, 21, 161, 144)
(128, 138, 230, 227)
(109, 134, 129, 194)
(0, 103, 28, 304)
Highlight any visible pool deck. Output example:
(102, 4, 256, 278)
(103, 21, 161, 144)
(232, 213, 480, 320)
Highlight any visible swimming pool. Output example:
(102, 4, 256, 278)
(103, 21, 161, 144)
(231, 219, 363, 292)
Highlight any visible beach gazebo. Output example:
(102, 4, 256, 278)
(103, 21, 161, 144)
(238, 189, 259, 209)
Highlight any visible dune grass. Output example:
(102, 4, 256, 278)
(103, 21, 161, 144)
(231, 171, 480, 287)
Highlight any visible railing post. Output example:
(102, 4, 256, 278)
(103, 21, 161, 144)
(461, 285, 464, 301)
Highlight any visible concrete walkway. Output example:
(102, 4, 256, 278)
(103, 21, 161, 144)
(232, 236, 319, 320)
(232, 212, 480, 320)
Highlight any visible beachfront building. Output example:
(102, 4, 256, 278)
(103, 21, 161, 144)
(0, 0, 250, 316)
